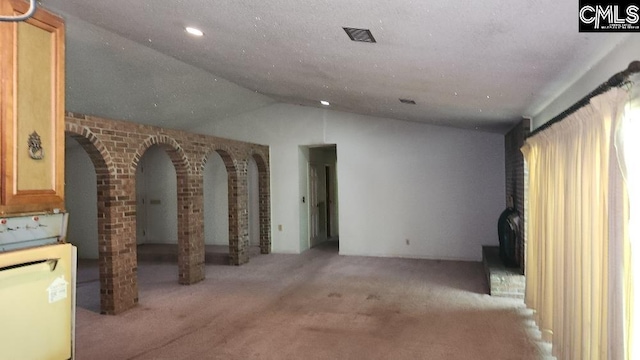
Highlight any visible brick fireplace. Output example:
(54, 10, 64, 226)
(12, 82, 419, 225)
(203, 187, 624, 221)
(483, 118, 529, 299)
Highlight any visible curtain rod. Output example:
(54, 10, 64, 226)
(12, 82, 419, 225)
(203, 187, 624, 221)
(527, 60, 640, 139)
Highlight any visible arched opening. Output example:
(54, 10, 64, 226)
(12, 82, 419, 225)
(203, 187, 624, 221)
(203, 151, 229, 264)
(132, 136, 197, 284)
(202, 149, 248, 264)
(64, 128, 118, 314)
(65, 134, 100, 313)
(135, 145, 179, 275)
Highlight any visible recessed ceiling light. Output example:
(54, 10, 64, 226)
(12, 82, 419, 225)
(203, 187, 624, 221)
(185, 27, 204, 36)
(320, 100, 330, 106)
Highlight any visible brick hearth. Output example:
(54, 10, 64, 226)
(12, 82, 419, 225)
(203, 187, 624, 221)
(482, 246, 524, 300)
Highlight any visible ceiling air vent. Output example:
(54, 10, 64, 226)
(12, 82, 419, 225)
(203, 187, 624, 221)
(343, 27, 376, 43)
(399, 98, 416, 105)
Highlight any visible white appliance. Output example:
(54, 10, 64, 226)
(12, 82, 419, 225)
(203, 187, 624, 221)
(0, 212, 76, 360)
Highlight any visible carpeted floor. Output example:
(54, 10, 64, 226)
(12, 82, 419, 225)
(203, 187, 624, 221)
(74, 242, 553, 359)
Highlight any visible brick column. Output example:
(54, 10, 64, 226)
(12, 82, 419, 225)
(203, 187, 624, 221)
(254, 154, 271, 254)
(228, 160, 249, 265)
(101, 174, 138, 314)
(177, 173, 205, 284)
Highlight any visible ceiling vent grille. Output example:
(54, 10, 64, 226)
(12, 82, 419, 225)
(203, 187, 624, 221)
(399, 98, 416, 105)
(343, 27, 376, 43)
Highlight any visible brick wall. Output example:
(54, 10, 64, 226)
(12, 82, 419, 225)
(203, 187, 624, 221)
(504, 118, 529, 275)
(65, 112, 270, 314)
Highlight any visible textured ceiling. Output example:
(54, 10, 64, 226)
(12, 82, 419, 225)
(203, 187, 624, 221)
(40, 0, 627, 133)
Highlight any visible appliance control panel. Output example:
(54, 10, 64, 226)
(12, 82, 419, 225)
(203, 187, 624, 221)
(0, 213, 68, 252)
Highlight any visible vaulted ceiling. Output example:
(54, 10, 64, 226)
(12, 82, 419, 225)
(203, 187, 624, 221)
(39, 0, 628, 133)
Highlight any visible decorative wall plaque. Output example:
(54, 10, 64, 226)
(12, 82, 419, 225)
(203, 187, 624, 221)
(28, 131, 44, 160)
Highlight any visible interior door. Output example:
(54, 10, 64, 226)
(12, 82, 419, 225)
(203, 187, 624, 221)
(325, 165, 332, 238)
(309, 163, 320, 247)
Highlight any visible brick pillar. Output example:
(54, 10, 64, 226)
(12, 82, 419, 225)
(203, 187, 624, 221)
(228, 160, 249, 265)
(100, 174, 138, 314)
(237, 159, 249, 263)
(177, 172, 205, 284)
(257, 157, 271, 254)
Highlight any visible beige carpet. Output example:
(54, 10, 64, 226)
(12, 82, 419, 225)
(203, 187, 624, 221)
(75, 242, 553, 359)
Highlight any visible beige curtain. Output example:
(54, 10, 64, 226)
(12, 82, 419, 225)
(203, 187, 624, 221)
(616, 82, 640, 360)
(522, 87, 629, 359)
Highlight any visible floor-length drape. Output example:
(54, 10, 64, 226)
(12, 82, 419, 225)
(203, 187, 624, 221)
(616, 83, 640, 360)
(521, 87, 628, 360)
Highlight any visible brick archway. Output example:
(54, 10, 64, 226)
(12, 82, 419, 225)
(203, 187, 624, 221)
(251, 152, 271, 254)
(132, 135, 203, 284)
(65, 112, 270, 313)
(65, 124, 135, 315)
(201, 148, 249, 265)
(130, 135, 191, 175)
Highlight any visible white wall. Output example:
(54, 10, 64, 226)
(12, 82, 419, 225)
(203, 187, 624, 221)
(203, 154, 229, 245)
(192, 104, 505, 261)
(298, 147, 310, 253)
(65, 136, 99, 259)
(533, 35, 640, 129)
(135, 146, 178, 244)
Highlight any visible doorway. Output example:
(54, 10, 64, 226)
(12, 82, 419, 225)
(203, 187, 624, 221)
(301, 145, 339, 252)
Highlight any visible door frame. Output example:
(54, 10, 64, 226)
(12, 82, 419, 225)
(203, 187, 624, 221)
(300, 145, 338, 252)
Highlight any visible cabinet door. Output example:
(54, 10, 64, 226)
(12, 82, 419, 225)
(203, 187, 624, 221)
(0, 0, 65, 215)
(0, 244, 74, 360)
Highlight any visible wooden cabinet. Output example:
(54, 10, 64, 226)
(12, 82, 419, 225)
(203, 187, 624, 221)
(0, 0, 65, 215)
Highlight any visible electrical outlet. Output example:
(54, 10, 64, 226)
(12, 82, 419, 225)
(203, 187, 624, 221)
(278, 224, 283, 231)
(405, 239, 410, 245)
